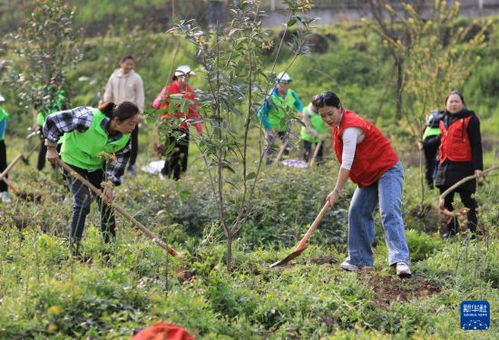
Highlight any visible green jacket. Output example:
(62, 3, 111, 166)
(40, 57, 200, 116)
(267, 90, 297, 132)
(300, 106, 324, 143)
(61, 109, 130, 170)
(0, 106, 8, 141)
(422, 126, 440, 140)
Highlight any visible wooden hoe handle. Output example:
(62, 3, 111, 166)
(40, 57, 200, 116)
(57, 159, 179, 257)
(296, 201, 331, 251)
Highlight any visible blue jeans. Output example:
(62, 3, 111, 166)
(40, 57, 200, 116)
(64, 164, 116, 244)
(345, 161, 410, 266)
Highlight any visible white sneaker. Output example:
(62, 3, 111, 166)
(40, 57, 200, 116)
(340, 261, 373, 272)
(0, 191, 11, 204)
(396, 262, 412, 278)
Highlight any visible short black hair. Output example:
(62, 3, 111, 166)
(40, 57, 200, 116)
(120, 55, 134, 64)
(313, 91, 341, 109)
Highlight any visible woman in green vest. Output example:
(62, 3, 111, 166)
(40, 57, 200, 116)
(35, 87, 67, 171)
(257, 72, 304, 165)
(43, 101, 141, 254)
(0, 94, 10, 203)
(300, 97, 325, 163)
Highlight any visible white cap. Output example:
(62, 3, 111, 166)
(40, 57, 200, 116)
(174, 65, 195, 77)
(276, 72, 292, 83)
(0, 94, 5, 102)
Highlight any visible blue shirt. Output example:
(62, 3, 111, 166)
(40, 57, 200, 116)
(257, 88, 303, 130)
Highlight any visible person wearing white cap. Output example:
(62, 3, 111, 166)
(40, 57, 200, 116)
(0, 94, 11, 203)
(257, 72, 304, 165)
(103, 55, 145, 174)
(152, 65, 203, 180)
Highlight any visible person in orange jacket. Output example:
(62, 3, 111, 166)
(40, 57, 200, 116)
(435, 90, 483, 239)
(152, 65, 203, 180)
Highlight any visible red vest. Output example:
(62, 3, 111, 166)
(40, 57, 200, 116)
(332, 110, 399, 186)
(439, 116, 472, 163)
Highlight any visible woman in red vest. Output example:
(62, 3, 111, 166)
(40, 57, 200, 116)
(435, 91, 483, 239)
(314, 91, 411, 278)
(152, 65, 203, 180)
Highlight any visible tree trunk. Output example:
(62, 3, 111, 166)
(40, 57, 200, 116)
(226, 232, 233, 272)
(395, 56, 404, 120)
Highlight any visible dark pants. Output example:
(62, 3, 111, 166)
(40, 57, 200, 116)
(422, 136, 439, 188)
(439, 186, 478, 235)
(208, 1, 225, 28)
(128, 125, 139, 167)
(64, 164, 116, 244)
(161, 128, 189, 181)
(37, 128, 62, 171)
(303, 140, 323, 163)
(0, 140, 7, 192)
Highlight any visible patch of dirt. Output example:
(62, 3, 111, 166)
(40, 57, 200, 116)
(360, 273, 441, 309)
(309, 255, 336, 265)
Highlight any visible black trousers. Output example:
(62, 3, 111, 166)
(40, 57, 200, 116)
(128, 125, 139, 167)
(303, 140, 323, 163)
(422, 136, 439, 187)
(37, 127, 62, 171)
(439, 186, 478, 235)
(0, 140, 7, 192)
(63, 164, 116, 244)
(161, 128, 189, 181)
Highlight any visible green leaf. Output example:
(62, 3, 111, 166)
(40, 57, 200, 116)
(287, 18, 297, 27)
(246, 172, 256, 180)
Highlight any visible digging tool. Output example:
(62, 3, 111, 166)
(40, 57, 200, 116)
(439, 165, 498, 217)
(270, 201, 331, 268)
(274, 143, 287, 165)
(2, 177, 18, 195)
(57, 159, 180, 257)
(0, 154, 23, 183)
(308, 141, 323, 167)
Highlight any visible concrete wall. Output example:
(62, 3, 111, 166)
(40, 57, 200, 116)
(262, 0, 499, 27)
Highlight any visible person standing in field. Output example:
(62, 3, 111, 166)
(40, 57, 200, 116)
(257, 72, 304, 165)
(35, 87, 67, 171)
(435, 90, 483, 239)
(314, 91, 411, 278)
(300, 96, 325, 163)
(0, 94, 11, 204)
(103, 55, 145, 174)
(152, 65, 203, 180)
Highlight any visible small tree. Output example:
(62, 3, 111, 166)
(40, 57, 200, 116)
(157, 0, 315, 270)
(366, 0, 488, 203)
(6, 0, 83, 122)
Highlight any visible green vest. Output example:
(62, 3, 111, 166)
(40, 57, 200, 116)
(422, 126, 440, 140)
(0, 106, 8, 141)
(268, 90, 297, 132)
(61, 109, 130, 170)
(300, 106, 324, 143)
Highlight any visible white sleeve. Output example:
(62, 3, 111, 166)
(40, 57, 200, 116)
(341, 127, 365, 170)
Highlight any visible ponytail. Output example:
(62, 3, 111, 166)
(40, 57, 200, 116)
(98, 101, 138, 121)
(98, 102, 116, 117)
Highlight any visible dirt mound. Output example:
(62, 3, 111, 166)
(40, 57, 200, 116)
(361, 273, 440, 308)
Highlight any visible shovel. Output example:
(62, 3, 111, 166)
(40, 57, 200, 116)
(0, 154, 24, 182)
(274, 143, 287, 165)
(270, 200, 331, 268)
(308, 141, 323, 167)
(57, 159, 180, 257)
